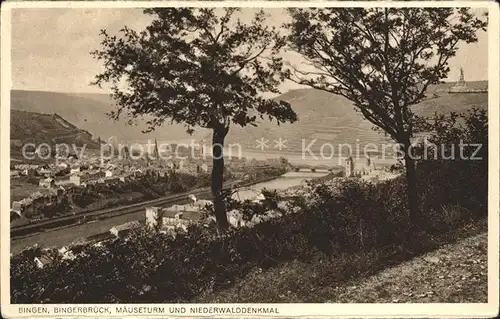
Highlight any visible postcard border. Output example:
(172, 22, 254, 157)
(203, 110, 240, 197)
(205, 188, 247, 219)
(1, 1, 499, 318)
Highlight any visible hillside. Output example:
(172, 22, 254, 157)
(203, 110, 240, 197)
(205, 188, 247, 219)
(222, 81, 488, 157)
(10, 90, 208, 145)
(10, 110, 98, 149)
(11, 81, 487, 157)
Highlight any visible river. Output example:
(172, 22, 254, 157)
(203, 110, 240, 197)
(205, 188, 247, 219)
(231, 170, 330, 201)
(242, 150, 397, 167)
(11, 170, 330, 254)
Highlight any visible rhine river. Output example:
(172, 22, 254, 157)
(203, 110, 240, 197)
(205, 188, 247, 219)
(11, 170, 331, 254)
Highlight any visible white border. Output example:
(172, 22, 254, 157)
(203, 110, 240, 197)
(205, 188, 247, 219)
(1, 1, 499, 318)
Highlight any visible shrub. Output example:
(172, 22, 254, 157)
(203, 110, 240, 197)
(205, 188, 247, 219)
(12, 158, 484, 303)
(10, 109, 487, 303)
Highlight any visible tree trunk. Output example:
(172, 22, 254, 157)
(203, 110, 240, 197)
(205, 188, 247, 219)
(211, 126, 229, 231)
(403, 142, 419, 225)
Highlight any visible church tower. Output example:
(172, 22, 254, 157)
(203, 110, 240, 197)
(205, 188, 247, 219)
(345, 154, 354, 177)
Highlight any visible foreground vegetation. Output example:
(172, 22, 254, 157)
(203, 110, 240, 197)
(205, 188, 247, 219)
(11, 110, 487, 303)
(199, 225, 486, 303)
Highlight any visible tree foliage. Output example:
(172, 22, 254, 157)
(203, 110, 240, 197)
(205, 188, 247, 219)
(91, 8, 297, 134)
(286, 7, 487, 222)
(91, 8, 297, 229)
(286, 8, 487, 142)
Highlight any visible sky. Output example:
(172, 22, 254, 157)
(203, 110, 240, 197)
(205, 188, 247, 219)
(11, 7, 489, 94)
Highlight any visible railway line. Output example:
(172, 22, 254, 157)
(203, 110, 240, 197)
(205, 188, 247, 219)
(11, 180, 242, 238)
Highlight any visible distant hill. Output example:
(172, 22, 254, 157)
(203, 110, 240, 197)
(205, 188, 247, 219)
(221, 81, 488, 157)
(428, 80, 488, 93)
(11, 81, 487, 157)
(10, 110, 98, 149)
(10, 90, 208, 145)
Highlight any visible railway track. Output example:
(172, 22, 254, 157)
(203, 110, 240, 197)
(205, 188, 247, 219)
(11, 180, 243, 238)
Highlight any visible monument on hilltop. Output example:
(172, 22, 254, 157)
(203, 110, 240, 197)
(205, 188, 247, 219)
(448, 67, 487, 93)
(449, 67, 469, 93)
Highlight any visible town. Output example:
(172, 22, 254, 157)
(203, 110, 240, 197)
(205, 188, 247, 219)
(28, 156, 399, 269)
(10, 141, 291, 229)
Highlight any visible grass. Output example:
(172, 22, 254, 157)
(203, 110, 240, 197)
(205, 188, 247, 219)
(10, 109, 97, 148)
(326, 232, 487, 303)
(10, 179, 41, 202)
(194, 218, 487, 303)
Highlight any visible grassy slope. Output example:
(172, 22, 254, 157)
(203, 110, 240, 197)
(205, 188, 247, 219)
(11, 90, 208, 144)
(195, 219, 487, 303)
(11, 110, 98, 148)
(326, 232, 487, 303)
(223, 82, 488, 156)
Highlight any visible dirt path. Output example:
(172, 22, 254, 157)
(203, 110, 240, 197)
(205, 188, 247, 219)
(327, 232, 488, 303)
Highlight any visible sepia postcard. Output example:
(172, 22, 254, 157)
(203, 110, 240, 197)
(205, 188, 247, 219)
(1, 1, 499, 318)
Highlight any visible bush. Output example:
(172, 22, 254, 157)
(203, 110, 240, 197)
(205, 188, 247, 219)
(11, 156, 486, 303)
(10, 109, 487, 304)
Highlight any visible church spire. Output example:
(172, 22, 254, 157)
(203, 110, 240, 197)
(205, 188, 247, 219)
(154, 138, 159, 160)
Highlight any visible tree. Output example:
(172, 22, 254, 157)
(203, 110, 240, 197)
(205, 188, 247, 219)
(286, 8, 487, 224)
(91, 8, 297, 230)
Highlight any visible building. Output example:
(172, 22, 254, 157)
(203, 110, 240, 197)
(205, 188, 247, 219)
(160, 210, 196, 232)
(132, 168, 143, 177)
(12, 195, 37, 218)
(345, 156, 354, 177)
(70, 165, 81, 175)
(201, 163, 209, 172)
(110, 220, 141, 238)
(57, 162, 68, 169)
(69, 174, 81, 186)
(227, 209, 244, 228)
(10, 170, 20, 179)
(11, 210, 23, 223)
(145, 199, 209, 232)
(39, 177, 56, 188)
(11, 139, 23, 148)
(363, 156, 376, 175)
(34, 254, 55, 269)
(11, 201, 23, 213)
(21, 168, 36, 177)
(38, 167, 53, 177)
(56, 187, 66, 203)
(145, 206, 163, 229)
